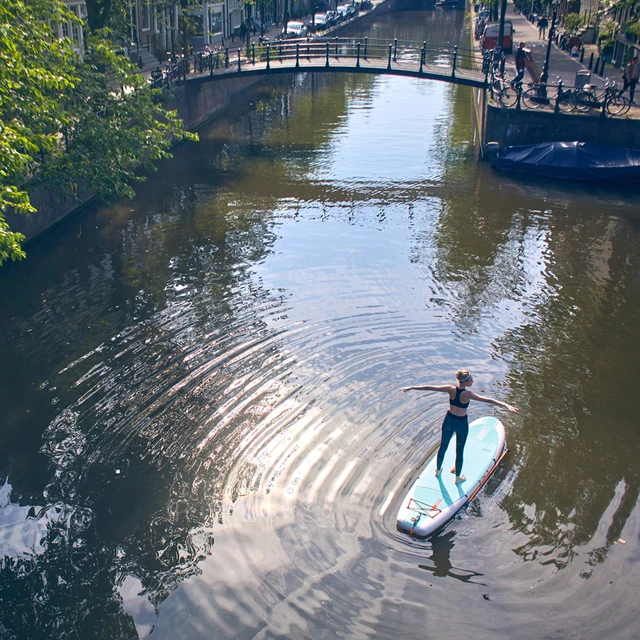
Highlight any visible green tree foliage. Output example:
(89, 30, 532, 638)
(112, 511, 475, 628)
(0, 0, 197, 266)
(563, 12, 584, 35)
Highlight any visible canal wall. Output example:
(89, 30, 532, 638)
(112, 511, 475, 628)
(484, 105, 640, 151)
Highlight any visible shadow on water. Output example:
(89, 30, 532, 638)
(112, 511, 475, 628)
(419, 530, 486, 583)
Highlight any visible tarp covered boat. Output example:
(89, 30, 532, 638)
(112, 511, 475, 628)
(493, 141, 640, 183)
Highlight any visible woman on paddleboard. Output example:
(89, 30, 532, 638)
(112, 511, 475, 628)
(402, 370, 518, 485)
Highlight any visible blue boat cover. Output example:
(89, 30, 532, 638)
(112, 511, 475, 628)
(493, 141, 640, 183)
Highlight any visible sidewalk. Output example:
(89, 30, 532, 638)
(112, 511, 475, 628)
(505, 4, 605, 88)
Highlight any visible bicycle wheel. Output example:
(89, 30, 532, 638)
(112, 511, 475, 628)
(522, 86, 549, 109)
(555, 90, 575, 112)
(606, 94, 631, 116)
(573, 90, 598, 112)
(498, 85, 518, 108)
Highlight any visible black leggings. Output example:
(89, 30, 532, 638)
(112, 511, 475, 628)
(436, 412, 469, 475)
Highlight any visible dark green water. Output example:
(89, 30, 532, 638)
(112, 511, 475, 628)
(1, 8, 640, 640)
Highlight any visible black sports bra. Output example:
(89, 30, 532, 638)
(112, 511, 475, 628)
(450, 387, 469, 409)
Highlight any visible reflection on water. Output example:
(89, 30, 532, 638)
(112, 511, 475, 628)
(1, 8, 640, 640)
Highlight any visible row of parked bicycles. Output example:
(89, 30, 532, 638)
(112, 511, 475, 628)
(490, 73, 634, 116)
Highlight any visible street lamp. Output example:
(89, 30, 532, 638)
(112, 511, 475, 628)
(540, 0, 560, 84)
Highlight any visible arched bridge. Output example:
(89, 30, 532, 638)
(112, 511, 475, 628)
(172, 37, 489, 89)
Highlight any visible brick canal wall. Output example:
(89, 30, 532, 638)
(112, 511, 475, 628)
(484, 104, 640, 151)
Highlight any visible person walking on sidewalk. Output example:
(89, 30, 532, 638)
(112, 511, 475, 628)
(538, 15, 548, 39)
(622, 56, 639, 103)
(511, 42, 528, 87)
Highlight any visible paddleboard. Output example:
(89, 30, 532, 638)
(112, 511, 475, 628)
(396, 415, 507, 538)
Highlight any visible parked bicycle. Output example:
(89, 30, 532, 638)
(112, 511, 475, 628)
(490, 72, 519, 107)
(570, 79, 631, 116)
(521, 80, 575, 112)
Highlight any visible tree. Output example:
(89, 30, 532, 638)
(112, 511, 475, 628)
(563, 12, 584, 35)
(0, 0, 197, 266)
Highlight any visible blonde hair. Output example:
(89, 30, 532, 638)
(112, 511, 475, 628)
(456, 369, 471, 382)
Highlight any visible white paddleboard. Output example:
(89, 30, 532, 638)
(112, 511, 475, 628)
(396, 415, 507, 538)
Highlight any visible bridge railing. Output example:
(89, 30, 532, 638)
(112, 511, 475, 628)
(181, 37, 486, 81)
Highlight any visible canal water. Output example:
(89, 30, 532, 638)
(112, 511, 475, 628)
(1, 7, 640, 640)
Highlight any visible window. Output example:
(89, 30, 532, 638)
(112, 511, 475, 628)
(142, 1, 151, 30)
(209, 10, 223, 37)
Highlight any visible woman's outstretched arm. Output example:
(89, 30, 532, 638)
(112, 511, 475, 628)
(467, 390, 518, 412)
(401, 384, 453, 393)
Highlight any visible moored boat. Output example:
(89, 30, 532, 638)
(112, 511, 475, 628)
(492, 141, 640, 183)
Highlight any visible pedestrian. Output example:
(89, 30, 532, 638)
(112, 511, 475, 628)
(538, 15, 548, 39)
(402, 370, 518, 485)
(512, 41, 528, 87)
(622, 56, 639, 103)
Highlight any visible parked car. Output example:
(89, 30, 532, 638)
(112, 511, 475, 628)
(336, 4, 355, 20)
(283, 21, 308, 38)
(325, 10, 338, 25)
(314, 13, 328, 29)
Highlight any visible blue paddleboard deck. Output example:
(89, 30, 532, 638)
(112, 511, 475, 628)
(397, 416, 506, 538)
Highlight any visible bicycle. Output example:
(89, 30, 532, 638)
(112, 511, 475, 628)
(491, 72, 519, 107)
(521, 82, 551, 109)
(521, 81, 575, 112)
(571, 79, 630, 116)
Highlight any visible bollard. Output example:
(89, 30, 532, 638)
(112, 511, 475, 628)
(307, 37, 311, 59)
(364, 37, 368, 59)
(237, 48, 241, 72)
(266, 44, 271, 70)
(393, 38, 398, 61)
(388, 43, 392, 69)
(422, 41, 426, 66)
(296, 43, 300, 68)
(419, 43, 425, 73)
(225, 47, 229, 68)
(356, 42, 361, 68)
(252, 44, 256, 64)
(580, 47, 584, 62)
(554, 80, 563, 113)
(326, 41, 330, 67)
(335, 37, 339, 57)
(279, 45, 282, 62)
(452, 45, 458, 78)
(588, 52, 593, 69)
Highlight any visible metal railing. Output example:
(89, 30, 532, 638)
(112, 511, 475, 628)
(149, 37, 488, 89)
(489, 72, 638, 118)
